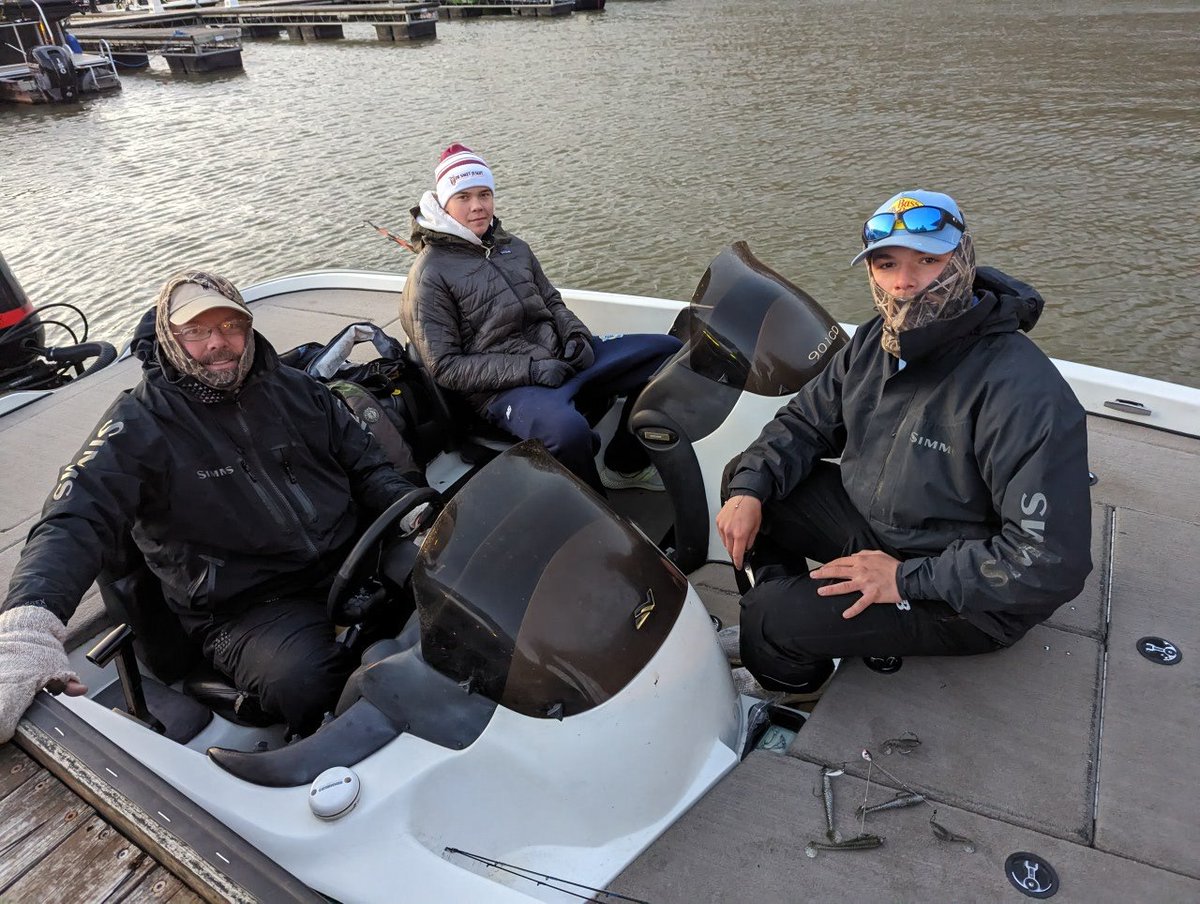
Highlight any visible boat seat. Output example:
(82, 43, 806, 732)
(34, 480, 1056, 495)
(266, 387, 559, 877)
(95, 536, 278, 729)
(405, 345, 616, 468)
(405, 344, 516, 466)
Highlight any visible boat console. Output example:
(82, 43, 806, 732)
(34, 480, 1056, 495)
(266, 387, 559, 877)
(629, 242, 848, 572)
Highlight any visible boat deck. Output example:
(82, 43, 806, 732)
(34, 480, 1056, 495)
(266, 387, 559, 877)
(2, 285, 1197, 900)
(613, 419, 1200, 898)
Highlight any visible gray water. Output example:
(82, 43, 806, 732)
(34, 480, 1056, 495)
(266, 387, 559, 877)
(2, 0, 1198, 386)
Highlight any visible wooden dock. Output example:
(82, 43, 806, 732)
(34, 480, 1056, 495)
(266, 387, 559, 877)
(73, 1, 440, 45)
(438, 0, 573, 18)
(69, 25, 243, 72)
(0, 743, 201, 903)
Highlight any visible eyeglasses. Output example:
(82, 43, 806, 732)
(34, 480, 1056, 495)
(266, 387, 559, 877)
(173, 319, 252, 343)
(862, 206, 966, 246)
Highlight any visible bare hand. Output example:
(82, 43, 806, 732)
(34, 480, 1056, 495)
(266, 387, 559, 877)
(45, 678, 88, 696)
(810, 550, 902, 619)
(716, 495, 762, 569)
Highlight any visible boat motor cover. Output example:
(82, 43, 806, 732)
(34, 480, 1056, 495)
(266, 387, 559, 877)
(411, 442, 688, 720)
(0, 252, 45, 375)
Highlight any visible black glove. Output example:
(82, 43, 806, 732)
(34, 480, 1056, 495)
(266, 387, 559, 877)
(530, 358, 574, 388)
(562, 334, 596, 371)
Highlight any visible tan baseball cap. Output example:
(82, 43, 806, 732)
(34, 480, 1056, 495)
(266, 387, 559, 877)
(168, 281, 252, 326)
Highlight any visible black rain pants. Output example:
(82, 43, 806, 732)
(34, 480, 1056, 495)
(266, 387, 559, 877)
(725, 461, 1004, 694)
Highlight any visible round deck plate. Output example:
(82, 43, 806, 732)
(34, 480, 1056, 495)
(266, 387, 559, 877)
(1005, 851, 1059, 898)
(1136, 636, 1181, 665)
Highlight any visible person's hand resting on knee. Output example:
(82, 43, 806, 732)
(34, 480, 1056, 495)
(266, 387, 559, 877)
(530, 358, 574, 388)
(562, 333, 595, 372)
(809, 550, 903, 619)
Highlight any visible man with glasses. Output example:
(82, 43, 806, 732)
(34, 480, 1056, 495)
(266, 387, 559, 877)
(0, 271, 420, 742)
(716, 190, 1092, 703)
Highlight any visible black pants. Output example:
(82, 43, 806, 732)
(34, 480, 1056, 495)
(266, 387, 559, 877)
(725, 461, 1003, 694)
(201, 596, 354, 736)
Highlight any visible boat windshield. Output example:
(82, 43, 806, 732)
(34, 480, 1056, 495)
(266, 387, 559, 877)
(411, 443, 688, 719)
(667, 241, 846, 397)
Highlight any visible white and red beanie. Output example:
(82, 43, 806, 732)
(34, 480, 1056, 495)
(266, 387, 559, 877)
(434, 143, 495, 208)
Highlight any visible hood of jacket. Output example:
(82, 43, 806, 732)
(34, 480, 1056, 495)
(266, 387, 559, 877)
(408, 190, 513, 254)
(896, 266, 1045, 362)
(129, 304, 279, 392)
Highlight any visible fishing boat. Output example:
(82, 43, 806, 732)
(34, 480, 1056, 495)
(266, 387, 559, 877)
(2, 245, 1197, 901)
(0, 0, 120, 104)
(0, 254, 118, 409)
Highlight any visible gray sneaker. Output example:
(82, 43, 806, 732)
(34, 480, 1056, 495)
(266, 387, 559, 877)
(717, 625, 742, 666)
(599, 464, 665, 492)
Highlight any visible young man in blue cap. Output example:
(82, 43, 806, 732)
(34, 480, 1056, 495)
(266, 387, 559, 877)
(716, 190, 1093, 700)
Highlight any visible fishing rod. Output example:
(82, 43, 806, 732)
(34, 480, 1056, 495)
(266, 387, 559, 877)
(364, 219, 415, 253)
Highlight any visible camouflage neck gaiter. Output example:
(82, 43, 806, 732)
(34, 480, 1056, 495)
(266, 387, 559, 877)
(868, 232, 977, 358)
(154, 272, 255, 401)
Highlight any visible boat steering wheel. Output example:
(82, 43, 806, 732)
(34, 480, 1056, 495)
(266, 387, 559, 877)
(326, 486, 441, 626)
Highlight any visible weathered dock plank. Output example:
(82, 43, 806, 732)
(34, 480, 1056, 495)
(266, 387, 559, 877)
(0, 741, 40, 797)
(4, 813, 154, 903)
(109, 866, 206, 903)
(0, 761, 97, 891)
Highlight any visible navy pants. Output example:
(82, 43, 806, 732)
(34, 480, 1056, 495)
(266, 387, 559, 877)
(725, 461, 1003, 694)
(201, 596, 354, 736)
(484, 333, 681, 492)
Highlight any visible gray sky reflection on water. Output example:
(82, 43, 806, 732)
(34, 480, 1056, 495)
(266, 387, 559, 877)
(1, 0, 1197, 386)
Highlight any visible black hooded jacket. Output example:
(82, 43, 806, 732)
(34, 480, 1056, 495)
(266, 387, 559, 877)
(727, 267, 1093, 644)
(3, 309, 416, 630)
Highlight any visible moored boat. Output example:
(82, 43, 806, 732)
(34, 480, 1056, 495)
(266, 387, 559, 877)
(0, 0, 120, 104)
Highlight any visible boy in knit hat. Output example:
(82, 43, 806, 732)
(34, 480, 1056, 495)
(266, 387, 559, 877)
(401, 143, 680, 493)
(716, 189, 1093, 702)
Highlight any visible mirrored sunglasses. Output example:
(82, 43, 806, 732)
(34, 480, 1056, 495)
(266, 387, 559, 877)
(862, 206, 966, 247)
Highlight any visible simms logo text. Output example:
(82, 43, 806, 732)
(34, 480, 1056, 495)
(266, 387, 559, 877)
(910, 432, 952, 454)
(53, 419, 124, 500)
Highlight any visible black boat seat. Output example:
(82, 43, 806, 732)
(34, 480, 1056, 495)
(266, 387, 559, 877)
(95, 537, 279, 731)
(182, 667, 275, 727)
(404, 344, 516, 465)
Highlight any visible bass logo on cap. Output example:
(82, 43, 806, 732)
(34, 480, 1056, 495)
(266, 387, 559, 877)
(889, 196, 922, 216)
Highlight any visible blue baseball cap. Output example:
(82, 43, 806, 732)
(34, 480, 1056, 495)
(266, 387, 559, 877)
(850, 189, 965, 266)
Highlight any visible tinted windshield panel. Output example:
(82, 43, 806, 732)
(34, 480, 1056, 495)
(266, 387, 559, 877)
(669, 242, 847, 396)
(412, 443, 687, 719)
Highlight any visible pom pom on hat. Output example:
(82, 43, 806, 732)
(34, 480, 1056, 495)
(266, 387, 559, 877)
(435, 143, 495, 208)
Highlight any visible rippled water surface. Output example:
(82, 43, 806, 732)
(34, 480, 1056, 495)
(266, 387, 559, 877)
(2, 0, 1198, 385)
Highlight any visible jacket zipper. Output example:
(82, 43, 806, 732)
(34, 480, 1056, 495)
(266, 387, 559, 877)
(276, 449, 318, 524)
(234, 405, 319, 557)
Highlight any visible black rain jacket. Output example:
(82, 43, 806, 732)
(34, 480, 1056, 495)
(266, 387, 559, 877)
(727, 267, 1093, 644)
(400, 202, 590, 411)
(3, 310, 416, 630)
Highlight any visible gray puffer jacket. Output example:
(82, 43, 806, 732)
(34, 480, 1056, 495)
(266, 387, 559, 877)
(400, 192, 590, 410)
(727, 267, 1093, 645)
